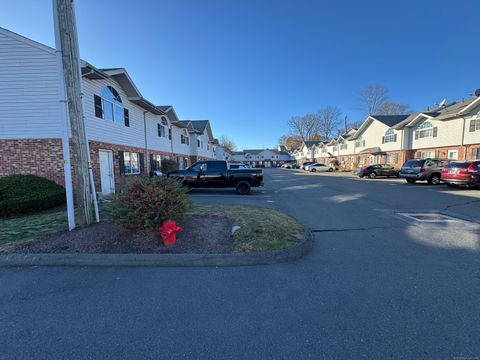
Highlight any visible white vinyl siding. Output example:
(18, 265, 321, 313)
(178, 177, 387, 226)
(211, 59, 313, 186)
(0, 31, 62, 139)
(82, 77, 146, 148)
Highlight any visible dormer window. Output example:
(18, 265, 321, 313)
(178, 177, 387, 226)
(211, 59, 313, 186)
(101, 86, 124, 124)
(94, 86, 129, 126)
(383, 128, 397, 143)
(416, 120, 437, 139)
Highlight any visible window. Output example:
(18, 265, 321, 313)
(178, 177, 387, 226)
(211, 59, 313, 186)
(384, 129, 396, 143)
(101, 86, 124, 124)
(197, 139, 201, 147)
(168, 128, 172, 140)
(418, 151, 436, 159)
(157, 123, 166, 137)
(181, 131, 189, 145)
(416, 121, 434, 138)
(151, 154, 161, 171)
(358, 155, 366, 165)
(447, 150, 458, 160)
(355, 136, 365, 148)
(123, 152, 140, 174)
(386, 153, 398, 165)
(340, 143, 348, 150)
(161, 116, 168, 126)
(472, 148, 479, 160)
(469, 117, 480, 132)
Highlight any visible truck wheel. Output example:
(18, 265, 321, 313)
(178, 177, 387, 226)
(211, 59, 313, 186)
(236, 181, 251, 195)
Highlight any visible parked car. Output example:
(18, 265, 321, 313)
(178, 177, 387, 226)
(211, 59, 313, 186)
(167, 160, 264, 195)
(301, 162, 315, 170)
(441, 161, 480, 188)
(358, 164, 400, 179)
(229, 163, 250, 169)
(310, 163, 334, 172)
(353, 166, 365, 176)
(399, 158, 450, 185)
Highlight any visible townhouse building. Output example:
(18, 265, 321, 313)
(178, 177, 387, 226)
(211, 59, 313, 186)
(292, 95, 480, 170)
(0, 27, 216, 195)
(231, 149, 293, 167)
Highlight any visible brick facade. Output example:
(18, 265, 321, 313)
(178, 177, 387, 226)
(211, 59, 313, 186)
(0, 138, 65, 185)
(0, 138, 214, 194)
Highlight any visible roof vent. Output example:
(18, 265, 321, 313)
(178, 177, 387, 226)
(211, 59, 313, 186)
(475, 89, 480, 97)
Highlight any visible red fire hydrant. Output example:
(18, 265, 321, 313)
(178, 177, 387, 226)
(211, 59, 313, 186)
(158, 220, 182, 246)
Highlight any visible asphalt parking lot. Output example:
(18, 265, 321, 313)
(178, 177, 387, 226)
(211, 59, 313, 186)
(1, 168, 479, 359)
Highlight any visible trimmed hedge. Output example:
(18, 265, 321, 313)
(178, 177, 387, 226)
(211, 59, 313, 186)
(106, 176, 190, 230)
(0, 175, 66, 217)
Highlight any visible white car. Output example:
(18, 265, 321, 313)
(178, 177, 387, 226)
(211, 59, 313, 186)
(304, 163, 321, 171)
(309, 163, 334, 172)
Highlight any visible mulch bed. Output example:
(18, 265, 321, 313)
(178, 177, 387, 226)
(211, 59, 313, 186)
(18, 215, 234, 254)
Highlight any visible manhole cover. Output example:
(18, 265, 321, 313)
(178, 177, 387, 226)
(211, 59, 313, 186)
(397, 212, 468, 223)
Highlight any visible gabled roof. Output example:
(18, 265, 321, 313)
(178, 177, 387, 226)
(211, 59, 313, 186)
(369, 115, 410, 127)
(303, 140, 324, 148)
(243, 149, 264, 155)
(179, 120, 214, 140)
(352, 115, 409, 139)
(0, 26, 55, 55)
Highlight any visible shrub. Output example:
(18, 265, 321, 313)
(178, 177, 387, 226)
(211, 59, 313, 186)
(106, 176, 190, 230)
(0, 174, 66, 217)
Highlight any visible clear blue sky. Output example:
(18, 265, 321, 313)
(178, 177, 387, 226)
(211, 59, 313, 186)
(1, 0, 479, 149)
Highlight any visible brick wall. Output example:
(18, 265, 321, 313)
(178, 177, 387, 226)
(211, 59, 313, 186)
(0, 138, 191, 193)
(0, 138, 65, 185)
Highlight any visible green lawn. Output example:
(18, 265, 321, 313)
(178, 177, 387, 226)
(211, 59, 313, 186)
(0, 211, 67, 251)
(0, 204, 304, 253)
(188, 204, 304, 252)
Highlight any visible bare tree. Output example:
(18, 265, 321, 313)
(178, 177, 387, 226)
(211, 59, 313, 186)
(317, 106, 342, 139)
(377, 102, 410, 115)
(278, 135, 303, 150)
(219, 135, 237, 152)
(357, 83, 389, 115)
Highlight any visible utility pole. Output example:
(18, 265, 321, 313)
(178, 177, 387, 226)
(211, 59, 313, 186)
(53, 0, 92, 225)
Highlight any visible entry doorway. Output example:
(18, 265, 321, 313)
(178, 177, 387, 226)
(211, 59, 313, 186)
(99, 150, 115, 195)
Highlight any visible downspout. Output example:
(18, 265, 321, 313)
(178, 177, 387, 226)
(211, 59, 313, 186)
(461, 116, 467, 160)
(143, 110, 149, 174)
(400, 127, 404, 164)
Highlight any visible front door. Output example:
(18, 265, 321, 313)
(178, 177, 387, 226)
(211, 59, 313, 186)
(99, 150, 115, 195)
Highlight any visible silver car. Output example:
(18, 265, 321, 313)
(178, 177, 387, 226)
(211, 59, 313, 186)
(399, 158, 451, 185)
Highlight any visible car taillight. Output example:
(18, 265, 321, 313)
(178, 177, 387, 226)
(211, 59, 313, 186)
(467, 163, 476, 173)
(420, 168, 426, 173)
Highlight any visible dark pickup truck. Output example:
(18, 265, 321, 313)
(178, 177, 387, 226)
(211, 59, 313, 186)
(167, 160, 264, 195)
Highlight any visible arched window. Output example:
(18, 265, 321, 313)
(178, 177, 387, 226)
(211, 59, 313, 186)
(384, 128, 396, 143)
(418, 120, 433, 138)
(101, 86, 124, 124)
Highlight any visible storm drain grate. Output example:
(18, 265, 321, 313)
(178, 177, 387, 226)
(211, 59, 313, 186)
(397, 212, 468, 223)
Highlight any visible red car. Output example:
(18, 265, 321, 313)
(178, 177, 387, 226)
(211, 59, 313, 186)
(441, 161, 480, 188)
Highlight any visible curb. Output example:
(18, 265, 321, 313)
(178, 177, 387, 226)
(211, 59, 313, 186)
(0, 231, 314, 267)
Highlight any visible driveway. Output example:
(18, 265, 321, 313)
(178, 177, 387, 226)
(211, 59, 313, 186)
(1, 168, 479, 359)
